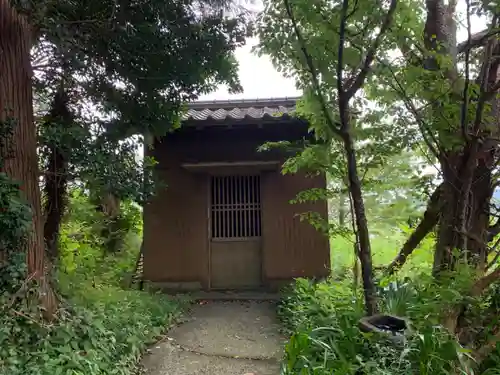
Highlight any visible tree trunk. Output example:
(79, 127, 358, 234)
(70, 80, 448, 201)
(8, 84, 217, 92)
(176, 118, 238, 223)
(98, 192, 123, 253)
(341, 131, 378, 316)
(432, 45, 500, 274)
(0, 1, 57, 318)
(43, 90, 72, 262)
(422, 0, 498, 276)
(338, 191, 346, 226)
(434, 159, 493, 273)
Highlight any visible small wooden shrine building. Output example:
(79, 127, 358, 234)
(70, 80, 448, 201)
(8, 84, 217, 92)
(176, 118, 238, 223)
(142, 97, 330, 291)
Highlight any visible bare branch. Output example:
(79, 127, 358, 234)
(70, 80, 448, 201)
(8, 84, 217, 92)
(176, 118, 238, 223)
(471, 267, 500, 296)
(386, 184, 443, 274)
(460, 0, 472, 142)
(457, 29, 500, 55)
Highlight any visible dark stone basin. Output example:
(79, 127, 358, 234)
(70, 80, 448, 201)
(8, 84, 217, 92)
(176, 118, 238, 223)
(358, 314, 408, 344)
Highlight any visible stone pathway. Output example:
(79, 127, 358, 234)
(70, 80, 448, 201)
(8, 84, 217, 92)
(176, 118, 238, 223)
(141, 300, 284, 375)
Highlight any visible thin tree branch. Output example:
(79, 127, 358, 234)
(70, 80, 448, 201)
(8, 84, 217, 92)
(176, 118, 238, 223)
(337, 0, 349, 97)
(382, 62, 442, 158)
(282, 0, 341, 136)
(344, 0, 399, 100)
(460, 0, 472, 142)
(472, 19, 497, 133)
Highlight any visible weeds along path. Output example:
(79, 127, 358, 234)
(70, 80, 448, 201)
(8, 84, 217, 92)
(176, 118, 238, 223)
(141, 300, 285, 375)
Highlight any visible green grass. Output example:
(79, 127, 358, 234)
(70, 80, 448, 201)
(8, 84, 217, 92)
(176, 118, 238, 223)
(330, 226, 435, 275)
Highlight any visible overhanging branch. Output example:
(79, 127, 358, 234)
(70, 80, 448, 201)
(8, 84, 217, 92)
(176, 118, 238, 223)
(457, 29, 500, 55)
(386, 184, 443, 274)
(471, 267, 500, 296)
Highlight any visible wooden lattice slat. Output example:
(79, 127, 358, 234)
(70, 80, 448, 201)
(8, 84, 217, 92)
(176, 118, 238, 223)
(210, 175, 261, 239)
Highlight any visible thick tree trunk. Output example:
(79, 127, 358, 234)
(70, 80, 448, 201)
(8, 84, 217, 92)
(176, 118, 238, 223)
(434, 157, 492, 274)
(0, 1, 57, 318)
(43, 90, 72, 262)
(423, 0, 498, 276)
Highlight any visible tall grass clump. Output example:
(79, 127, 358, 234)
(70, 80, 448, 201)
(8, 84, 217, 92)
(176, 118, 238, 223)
(278, 274, 499, 375)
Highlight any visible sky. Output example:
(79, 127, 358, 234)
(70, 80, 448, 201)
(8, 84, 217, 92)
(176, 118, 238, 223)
(198, 0, 487, 102)
(198, 37, 301, 101)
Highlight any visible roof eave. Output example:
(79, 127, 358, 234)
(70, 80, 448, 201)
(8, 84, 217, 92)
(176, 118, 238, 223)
(186, 96, 301, 110)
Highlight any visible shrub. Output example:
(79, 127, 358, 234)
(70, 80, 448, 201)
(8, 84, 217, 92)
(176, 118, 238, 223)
(0, 277, 182, 375)
(278, 277, 496, 375)
(58, 190, 143, 287)
(0, 188, 184, 375)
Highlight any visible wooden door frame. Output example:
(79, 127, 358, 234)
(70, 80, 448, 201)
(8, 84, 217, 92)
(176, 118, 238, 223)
(206, 172, 212, 290)
(207, 171, 264, 290)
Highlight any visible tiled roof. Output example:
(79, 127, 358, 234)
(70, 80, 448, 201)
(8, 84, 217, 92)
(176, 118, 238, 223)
(182, 97, 299, 122)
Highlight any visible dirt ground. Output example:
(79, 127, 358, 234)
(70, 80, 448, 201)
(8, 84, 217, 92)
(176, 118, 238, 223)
(141, 300, 285, 375)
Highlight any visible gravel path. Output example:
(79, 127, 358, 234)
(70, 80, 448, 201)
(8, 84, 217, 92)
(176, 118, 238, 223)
(141, 300, 284, 375)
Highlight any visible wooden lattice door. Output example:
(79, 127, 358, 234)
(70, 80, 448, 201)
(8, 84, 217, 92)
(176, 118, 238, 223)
(209, 175, 262, 289)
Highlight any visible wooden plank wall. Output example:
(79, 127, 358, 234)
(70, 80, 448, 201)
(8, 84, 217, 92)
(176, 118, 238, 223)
(142, 151, 209, 287)
(261, 171, 331, 281)
(143, 124, 331, 288)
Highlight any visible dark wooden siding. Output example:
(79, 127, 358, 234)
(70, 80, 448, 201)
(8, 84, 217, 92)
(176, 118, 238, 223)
(143, 122, 331, 288)
(143, 164, 209, 285)
(153, 124, 307, 165)
(261, 171, 331, 280)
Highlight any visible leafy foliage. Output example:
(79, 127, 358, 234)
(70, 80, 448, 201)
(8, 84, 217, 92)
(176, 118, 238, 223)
(33, 0, 250, 139)
(0, 118, 33, 293)
(0, 188, 183, 375)
(279, 276, 500, 375)
(258, 0, 500, 354)
(58, 190, 143, 284)
(330, 225, 435, 274)
(33, 0, 252, 233)
(0, 282, 181, 375)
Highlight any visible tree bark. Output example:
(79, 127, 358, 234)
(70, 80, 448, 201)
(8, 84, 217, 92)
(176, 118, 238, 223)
(43, 90, 72, 262)
(341, 130, 378, 316)
(432, 42, 499, 273)
(338, 191, 346, 226)
(422, 0, 499, 275)
(434, 148, 493, 274)
(0, 0, 57, 318)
